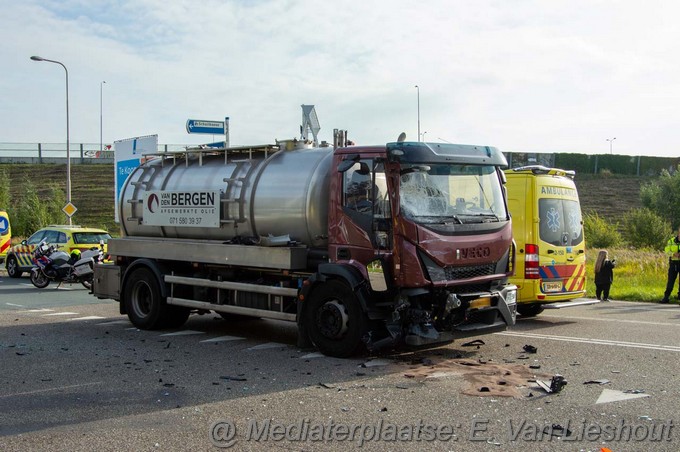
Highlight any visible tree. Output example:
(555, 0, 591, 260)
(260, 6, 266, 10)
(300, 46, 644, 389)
(622, 208, 671, 250)
(640, 167, 680, 228)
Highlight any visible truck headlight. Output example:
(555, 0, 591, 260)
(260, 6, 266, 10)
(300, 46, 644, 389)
(505, 289, 517, 305)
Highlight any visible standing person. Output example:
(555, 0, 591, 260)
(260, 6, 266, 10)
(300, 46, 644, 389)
(594, 250, 616, 302)
(661, 226, 680, 303)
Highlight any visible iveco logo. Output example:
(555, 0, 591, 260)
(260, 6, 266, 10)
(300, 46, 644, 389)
(457, 247, 491, 259)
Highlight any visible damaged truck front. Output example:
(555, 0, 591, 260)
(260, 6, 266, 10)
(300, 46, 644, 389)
(93, 139, 516, 358)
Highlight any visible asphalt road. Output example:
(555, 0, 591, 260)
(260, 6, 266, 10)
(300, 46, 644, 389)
(1, 274, 680, 451)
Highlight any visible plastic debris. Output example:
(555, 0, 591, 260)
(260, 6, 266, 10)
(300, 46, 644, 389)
(523, 344, 537, 354)
(584, 379, 610, 385)
(536, 375, 567, 394)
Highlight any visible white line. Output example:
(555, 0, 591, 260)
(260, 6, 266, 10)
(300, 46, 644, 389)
(247, 342, 288, 350)
(300, 352, 326, 359)
(5, 303, 25, 307)
(0, 382, 103, 399)
(19, 309, 55, 313)
(42, 312, 79, 316)
(67, 316, 106, 321)
(200, 335, 245, 343)
(97, 320, 130, 325)
(496, 331, 680, 352)
(536, 313, 680, 327)
(160, 330, 206, 337)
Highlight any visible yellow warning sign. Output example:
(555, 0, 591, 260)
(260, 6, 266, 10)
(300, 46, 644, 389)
(62, 202, 78, 217)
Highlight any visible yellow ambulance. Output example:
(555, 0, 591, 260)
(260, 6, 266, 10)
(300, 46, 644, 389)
(505, 166, 590, 316)
(0, 210, 10, 263)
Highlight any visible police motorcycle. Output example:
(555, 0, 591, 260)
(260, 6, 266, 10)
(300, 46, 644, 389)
(30, 240, 105, 289)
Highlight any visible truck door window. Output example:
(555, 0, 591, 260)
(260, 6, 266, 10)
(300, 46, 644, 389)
(343, 160, 390, 217)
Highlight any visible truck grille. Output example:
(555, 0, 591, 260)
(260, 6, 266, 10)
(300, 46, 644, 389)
(444, 263, 496, 280)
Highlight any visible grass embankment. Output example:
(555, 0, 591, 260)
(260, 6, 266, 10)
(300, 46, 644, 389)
(585, 248, 669, 302)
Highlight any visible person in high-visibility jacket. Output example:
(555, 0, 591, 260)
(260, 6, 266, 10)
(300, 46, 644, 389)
(661, 226, 680, 303)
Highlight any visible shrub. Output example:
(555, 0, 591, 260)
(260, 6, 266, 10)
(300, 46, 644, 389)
(622, 208, 671, 250)
(12, 177, 66, 237)
(583, 211, 623, 248)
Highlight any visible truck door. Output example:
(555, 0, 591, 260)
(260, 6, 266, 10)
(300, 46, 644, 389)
(338, 159, 392, 263)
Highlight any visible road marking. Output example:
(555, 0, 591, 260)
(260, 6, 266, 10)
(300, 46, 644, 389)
(247, 342, 288, 350)
(42, 312, 80, 316)
(200, 335, 245, 343)
(67, 316, 106, 321)
(596, 388, 650, 404)
(160, 330, 206, 337)
(300, 352, 326, 359)
(533, 314, 680, 327)
(97, 320, 130, 325)
(496, 331, 680, 352)
(0, 382, 103, 399)
(20, 283, 75, 291)
(6, 303, 25, 307)
(20, 308, 55, 313)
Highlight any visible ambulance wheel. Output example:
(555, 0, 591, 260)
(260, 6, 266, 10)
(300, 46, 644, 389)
(6, 255, 23, 278)
(305, 279, 368, 358)
(517, 304, 544, 317)
(124, 267, 188, 329)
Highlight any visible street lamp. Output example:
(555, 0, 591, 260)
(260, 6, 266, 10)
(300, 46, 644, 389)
(422, 131, 427, 141)
(415, 85, 421, 142)
(31, 55, 71, 225)
(100, 81, 106, 154)
(606, 137, 616, 154)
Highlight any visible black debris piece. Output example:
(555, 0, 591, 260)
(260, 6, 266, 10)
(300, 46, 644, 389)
(462, 339, 486, 347)
(583, 379, 610, 385)
(523, 344, 537, 354)
(479, 386, 490, 392)
(220, 376, 247, 382)
(529, 364, 541, 369)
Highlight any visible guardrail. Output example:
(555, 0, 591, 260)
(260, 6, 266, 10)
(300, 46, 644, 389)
(0, 142, 193, 165)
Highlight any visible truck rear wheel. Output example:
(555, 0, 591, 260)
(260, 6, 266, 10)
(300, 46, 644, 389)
(305, 280, 368, 358)
(124, 267, 189, 329)
(517, 303, 544, 317)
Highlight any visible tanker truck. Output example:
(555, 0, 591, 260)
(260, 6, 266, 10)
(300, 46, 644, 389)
(93, 135, 517, 357)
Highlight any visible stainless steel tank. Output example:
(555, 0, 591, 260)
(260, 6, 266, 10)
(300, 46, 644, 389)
(119, 146, 333, 247)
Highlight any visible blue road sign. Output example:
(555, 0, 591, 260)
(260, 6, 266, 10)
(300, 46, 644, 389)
(0, 216, 8, 234)
(186, 119, 225, 134)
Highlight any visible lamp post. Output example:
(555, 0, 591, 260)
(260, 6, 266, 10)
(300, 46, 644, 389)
(422, 131, 427, 141)
(31, 55, 71, 225)
(606, 137, 616, 154)
(100, 81, 106, 154)
(415, 85, 421, 142)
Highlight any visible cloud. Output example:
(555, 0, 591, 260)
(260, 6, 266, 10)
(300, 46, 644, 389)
(2, 0, 680, 156)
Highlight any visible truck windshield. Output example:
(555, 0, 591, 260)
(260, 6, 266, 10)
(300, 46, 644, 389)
(399, 164, 507, 224)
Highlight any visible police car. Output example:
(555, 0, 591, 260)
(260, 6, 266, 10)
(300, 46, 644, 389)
(5, 225, 111, 278)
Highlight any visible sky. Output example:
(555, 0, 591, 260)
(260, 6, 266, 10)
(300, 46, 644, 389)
(1, 0, 679, 157)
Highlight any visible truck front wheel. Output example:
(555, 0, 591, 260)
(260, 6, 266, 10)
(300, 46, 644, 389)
(305, 280, 368, 358)
(124, 267, 189, 329)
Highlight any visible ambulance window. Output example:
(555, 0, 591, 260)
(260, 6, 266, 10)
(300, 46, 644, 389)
(538, 199, 583, 246)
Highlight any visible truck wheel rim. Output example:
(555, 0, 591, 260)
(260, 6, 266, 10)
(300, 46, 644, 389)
(317, 300, 349, 339)
(131, 282, 153, 317)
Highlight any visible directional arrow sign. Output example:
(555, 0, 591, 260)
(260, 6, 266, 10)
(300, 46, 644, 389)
(186, 119, 225, 135)
(0, 216, 8, 234)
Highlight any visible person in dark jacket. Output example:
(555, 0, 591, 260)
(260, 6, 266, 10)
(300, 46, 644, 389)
(594, 250, 616, 301)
